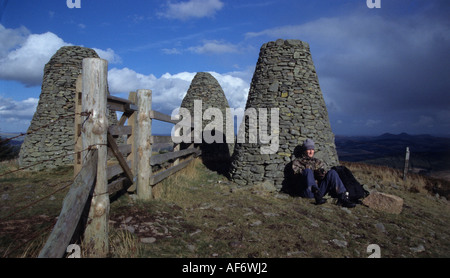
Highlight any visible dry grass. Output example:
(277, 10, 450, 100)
(1, 156, 450, 258)
(342, 161, 450, 198)
(127, 158, 450, 258)
(153, 157, 205, 202)
(108, 229, 142, 258)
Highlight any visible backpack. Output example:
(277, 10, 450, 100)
(332, 166, 370, 202)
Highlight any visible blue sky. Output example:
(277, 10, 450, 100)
(0, 0, 449, 136)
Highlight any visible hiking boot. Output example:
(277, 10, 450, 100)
(337, 192, 356, 208)
(314, 191, 326, 205)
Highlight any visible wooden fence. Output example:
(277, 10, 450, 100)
(38, 58, 199, 258)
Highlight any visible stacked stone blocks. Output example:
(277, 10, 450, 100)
(19, 46, 117, 170)
(230, 39, 339, 188)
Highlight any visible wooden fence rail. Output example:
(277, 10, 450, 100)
(39, 57, 200, 257)
(38, 149, 98, 258)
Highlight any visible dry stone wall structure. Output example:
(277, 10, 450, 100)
(180, 72, 233, 175)
(230, 39, 339, 188)
(19, 46, 117, 170)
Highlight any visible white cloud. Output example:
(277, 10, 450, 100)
(188, 40, 239, 54)
(160, 0, 224, 20)
(209, 72, 249, 109)
(163, 40, 248, 55)
(162, 48, 182, 55)
(0, 25, 30, 57)
(0, 96, 38, 131)
(0, 96, 38, 119)
(108, 67, 158, 94)
(93, 47, 122, 64)
(0, 30, 70, 86)
(0, 24, 122, 87)
(108, 68, 190, 112)
(108, 68, 249, 114)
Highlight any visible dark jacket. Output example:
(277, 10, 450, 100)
(292, 155, 326, 180)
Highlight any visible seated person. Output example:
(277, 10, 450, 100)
(292, 139, 355, 208)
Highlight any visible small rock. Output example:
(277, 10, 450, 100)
(275, 193, 289, 199)
(189, 229, 202, 236)
(229, 241, 244, 248)
(187, 245, 196, 252)
(128, 194, 137, 202)
(140, 237, 156, 244)
(287, 250, 306, 257)
(375, 222, 386, 233)
(362, 191, 404, 214)
(250, 220, 262, 227)
(331, 239, 348, 248)
(199, 203, 211, 210)
(125, 225, 135, 234)
(341, 207, 352, 214)
(123, 216, 133, 223)
(410, 244, 425, 253)
(263, 212, 279, 217)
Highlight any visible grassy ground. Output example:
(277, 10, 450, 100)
(1, 157, 449, 258)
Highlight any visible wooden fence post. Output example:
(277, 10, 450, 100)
(136, 89, 153, 200)
(403, 147, 410, 181)
(81, 58, 110, 257)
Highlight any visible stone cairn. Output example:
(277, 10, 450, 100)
(180, 72, 233, 175)
(19, 46, 117, 170)
(230, 39, 339, 189)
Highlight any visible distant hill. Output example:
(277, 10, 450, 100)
(0, 132, 23, 160)
(0, 132, 24, 146)
(335, 133, 450, 179)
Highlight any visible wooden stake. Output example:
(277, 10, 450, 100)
(403, 147, 410, 181)
(81, 58, 109, 257)
(136, 89, 153, 200)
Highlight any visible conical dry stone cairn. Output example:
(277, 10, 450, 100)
(230, 39, 339, 188)
(180, 72, 233, 174)
(19, 46, 116, 170)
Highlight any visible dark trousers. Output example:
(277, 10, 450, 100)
(299, 169, 347, 198)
